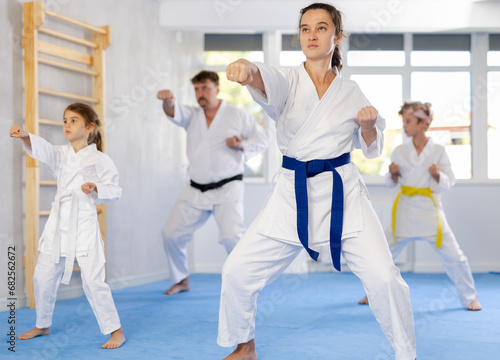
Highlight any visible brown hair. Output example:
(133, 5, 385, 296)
(191, 71, 219, 86)
(398, 101, 434, 127)
(298, 2, 344, 72)
(65, 103, 103, 151)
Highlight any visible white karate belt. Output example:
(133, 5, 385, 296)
(51, 189, 79, 285)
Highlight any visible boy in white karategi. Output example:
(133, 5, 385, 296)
(11, 103, 125, 349)
(218, 3, 417, 360)
(358, 101, 482, 311)
(157, 71, 268, 295)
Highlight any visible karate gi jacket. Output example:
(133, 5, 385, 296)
(388, 138, 455, 238)
(24, 134, 122, 258)
(247, 62, 386, 248)
(166, 100, 268, 208)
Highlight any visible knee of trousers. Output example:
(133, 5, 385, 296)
(162, 226, 189, 246)
(221, 255, 247, 288)
(365, 263, 405, 290)
(33, 266, 45, 288)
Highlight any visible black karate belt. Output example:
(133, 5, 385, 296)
(282, 153, 351, 272)
(190, 174, 243, 192)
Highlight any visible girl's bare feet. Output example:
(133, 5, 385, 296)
(102, 327, 126, 349)
(358, 295, 369, 305)
(164, 277, 190, 295)
(467, 297, 482, 311)
(223, 339, 257, 360)
(18, 327, 50, 340)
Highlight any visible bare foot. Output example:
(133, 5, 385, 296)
(102, 328, 126, 349)
(164, 277, 190, 295)
(18, 327, 50, 340)
(358, 295, 369, 305)
(467, 297, 482, 311)
(223, 339, 257, 360)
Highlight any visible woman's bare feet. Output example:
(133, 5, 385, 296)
(18, 327, 50, 340)
(223, 339, 257, 360)
(358, 295, 369, 305)
(467, 297, 482, 311)
(164, 277, 190, 295)
(102, 327, 126, 349)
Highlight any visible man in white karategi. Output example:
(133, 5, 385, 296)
(157, 71, 268, 295)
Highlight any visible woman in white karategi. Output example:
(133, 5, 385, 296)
(218, 3, 417, 360)
(358, 101, 482, 311)
(10, 103, 125, 349)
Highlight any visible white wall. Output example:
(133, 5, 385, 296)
(0, 0, 203, 307)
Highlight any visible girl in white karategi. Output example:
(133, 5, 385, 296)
(358, 101, 481, 311)
(218, 3, 417, 360)
(10, 103, 126, 349)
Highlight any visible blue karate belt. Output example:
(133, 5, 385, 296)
(282, 153, 351, 271)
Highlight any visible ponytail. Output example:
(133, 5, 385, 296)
(88, 118, 103, 152)
(332, 45, 343, 72)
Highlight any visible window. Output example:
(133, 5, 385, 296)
(487, 72, 500, 179)
(348, 34, 405, 67)
(204, 32, 497, 183)
(487, 34, 500, 66)
(411, 34, 471, 66)
(487, 35, 500, 179)
(411, 72, 471, 179)
(280, 34, 305, 67)
(346, 33, 473, 180)
(204, 34, 264, 65)
(204, 34, 266, 179)
(350, 74, 403, 175)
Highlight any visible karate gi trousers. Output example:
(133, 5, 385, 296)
(33, 242, 121, 335)
(218, 195, 417, 360)
(389, 231, 477, 307)
(162, 199, 245, 284)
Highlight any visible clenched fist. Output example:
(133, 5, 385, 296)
(226, 135, 243, 151)
(9, 125, 29, 139)
(157, 89, 175, 108)
(81, 182, 97, 194)
(226, 59, 257, 86)
(357, 106, 378, 131)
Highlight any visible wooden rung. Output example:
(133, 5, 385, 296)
(73, 266, 81, 272)
(40, 180, 57, 186)
(45, 10, 107, 34)
(39, 88, 99, 103)
(40, 118, 63, 126)
(38, 41, 93, 66)
(39, 57, 98, 76)
(39, 27, 98, 48)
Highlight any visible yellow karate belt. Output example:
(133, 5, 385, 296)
(391, 185, 442, 250)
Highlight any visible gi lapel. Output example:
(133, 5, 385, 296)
(287, 66, 342, 157)
(62, 144, 98, 186)
(192, 100, 226, 159)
